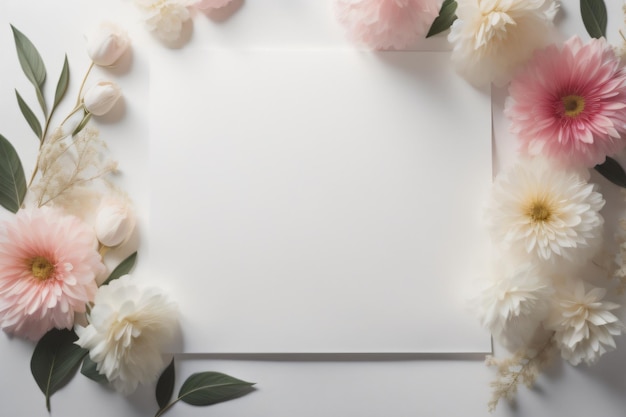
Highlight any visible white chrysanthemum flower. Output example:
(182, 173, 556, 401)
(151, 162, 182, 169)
(486, 157, 605, 265)
(546, 281, 622, 365)
(477, 262, 553, 348)
(448, 0, 558, 86)
(134, 0, 191, 42)
(75, 275, 178, 394)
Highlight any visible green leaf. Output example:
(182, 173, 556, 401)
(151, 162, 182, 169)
(11, 25, 47, 116)
(15, 89, 42, 140)
(594, 156, 626, 188)
(53, 55, 70, 110)
(72, 111, 91, 136)
(156, 359, 176, 410)
(101, 251, 138, 286)
(11, 25, 46, 88)
(426, 0, 458, 38)
(580, 0, 607, 39)
(30, 329, 88, 412)
(0, 134, 27, 213)
(177, 372, 255, 407)
(80, 357, 109, 385)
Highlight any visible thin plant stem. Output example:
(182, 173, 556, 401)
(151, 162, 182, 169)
(25, 61, 96, 192)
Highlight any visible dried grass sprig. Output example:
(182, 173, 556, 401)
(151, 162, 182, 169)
(30, 125, 117, 212)
(486, 335, 557, 412)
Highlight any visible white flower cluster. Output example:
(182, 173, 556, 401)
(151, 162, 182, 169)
(478, 157, 623, 366)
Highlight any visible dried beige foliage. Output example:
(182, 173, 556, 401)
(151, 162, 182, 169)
(30, 125, 117, 217)
(486, 336, 557, 412)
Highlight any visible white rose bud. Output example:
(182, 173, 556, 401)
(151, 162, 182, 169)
(83, 81, 122, 116)
(95, 198, 136, 247)
(86, 22, 130, 67)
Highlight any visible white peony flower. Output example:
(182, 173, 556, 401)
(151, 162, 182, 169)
(85, 21, 130, 67)
(83, 81, 122, 116)
(486, 157, 605, 266)
(546, 281, 622, 365)
(75, 275, 178, 394)
(94, 196, 136, 247)
(448, 0, 558, 86)
(134, 0, 191, 42)
(477, 262, 553, 349)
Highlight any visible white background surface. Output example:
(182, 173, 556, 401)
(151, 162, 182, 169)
(148, 47, 491, 353)
(0, 1, 625, 416)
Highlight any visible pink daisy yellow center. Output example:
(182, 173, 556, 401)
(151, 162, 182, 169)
(29, 256, 55, 281)
(561, 94, 585, 118)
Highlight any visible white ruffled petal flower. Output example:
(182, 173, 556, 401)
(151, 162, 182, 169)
(75, 275, 178, 394)
(546, 281, 623, 365)
(486, 157, 605, 266)
(134, 0, 191, 42)
(477, 262, 553, 349)
(448, 0, 558, 86)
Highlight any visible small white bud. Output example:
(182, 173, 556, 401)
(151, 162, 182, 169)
(86, 22, 130, 67)
(83, 81, 122, 116)
(95, 198, 136, 247)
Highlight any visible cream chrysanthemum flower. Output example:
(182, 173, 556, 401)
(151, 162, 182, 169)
(486, 158, 605, 265)
(546, 281, 622, 365)
(448, 0, 558, 86)
(134, 0, 191, 42)
(75, 275, 178, 394)
(477, 262, 553, 348)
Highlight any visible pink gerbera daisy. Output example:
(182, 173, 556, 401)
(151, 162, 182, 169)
(505, 36, 626, 168)
(0, 208, 104, 341)
(334, 0, 442, 50)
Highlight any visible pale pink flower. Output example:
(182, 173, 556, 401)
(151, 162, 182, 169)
(505, 36, 626, 168)
(0, 208, 104, 341)
(334, 0, 442, 50)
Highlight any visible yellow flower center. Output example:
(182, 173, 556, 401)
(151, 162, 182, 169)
(528, 201, 552, 223)
(562, 95, 585, 117)
(30, 256, 55, 281)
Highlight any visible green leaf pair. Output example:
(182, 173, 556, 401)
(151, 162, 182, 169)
(0, 26, 72, 214)
(155, 360, 255, 417)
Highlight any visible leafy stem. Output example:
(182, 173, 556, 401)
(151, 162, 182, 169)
(26, 61, 95, 191)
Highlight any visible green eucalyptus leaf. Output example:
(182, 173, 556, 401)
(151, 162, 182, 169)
(15, 89, 42, 140)
(156, 359, 176, 410)
(53, 55, 70, 110)
(594, 156, 626, 188)
(80, 357, 109, 384)
(0, 134, 27, 213)
(11, 25, 47, 116)
(11, 25, 46, 89)
(177, 372, 255, 407)
(30, 329, 88, 412)
(580, 0, 607, 39)
(426, 0, 458, 38)
(72, 111, 91, 136)
(102, 251, 137, 286)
